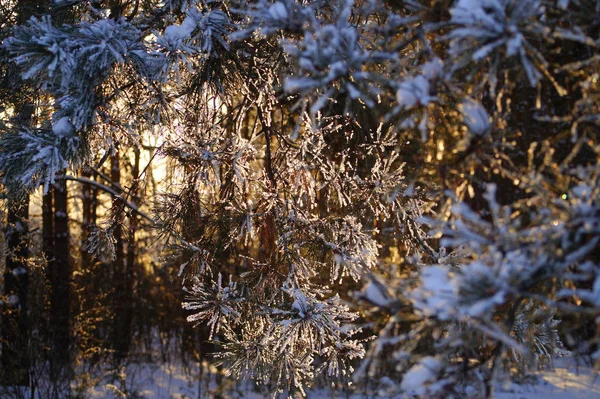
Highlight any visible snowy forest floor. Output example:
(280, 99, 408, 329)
(87, 360, 600, 399)
(1, 357, 598, 398)
(495, 359, 600, 399)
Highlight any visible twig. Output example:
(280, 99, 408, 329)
(60, 175, 155, 224)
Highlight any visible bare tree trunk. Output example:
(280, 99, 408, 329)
(111, 149, 124, 267)
(50, 175, 71, 365)
(43, 191, 54, 262)
(110, 150, 127, 359)
(42, 188, 54, 368)
(1, 197, 30, 386)
(126, 148, 139, 283)
(80, 168, 92, 270)
(90, 176, 98, 227)
(119, 147, 140, 357)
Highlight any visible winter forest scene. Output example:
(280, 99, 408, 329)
(2, 0, 600, 398)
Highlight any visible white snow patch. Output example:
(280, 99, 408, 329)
(558, 0, 569, 10)
(400, 356, 441, 394)
(52, 117, 75, 137)
(268, 2, 288, 20)
(291, 289, 308, 318)
(412, 265, 457, 320)
(422, 58, 443, 80)
(396, 75, 432, 110)
(164, 15, 196, 41)
(506, 32, 523, 57)
(461, 100, 490, 136)
(362, 281, 390, 307)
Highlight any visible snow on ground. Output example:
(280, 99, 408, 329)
(496, 360, 600, 399)
(84, 358, 599, 399)
(2, 357, 598, 398)
(86, 361, 247, 399)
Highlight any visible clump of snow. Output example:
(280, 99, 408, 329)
(506, 31, 523, 57)
(450, 0, 503, 29)
(400, 356, 441, 394)
(558, 0, 569, 9)
(362, 281, 390, 307)
(461, 100, 490, 137)
(291, 289, 308, 318)
(268, 2, 288, 20)
(395, 58, 442, 110)
(396, 75, 433, 110)
(422, 58, 444, 80)
(411, 265, 457, 320)
(164, 16, 196, 42)
(52, 116, 75, 137)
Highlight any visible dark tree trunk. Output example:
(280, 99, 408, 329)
(80, 168, 92, 270)
(111, 151, 124, 265)
(118, 146, 140, 357)
(90, 176, 99, 227)
(50, 175, 71, 365)
(43, 190, 54, 263)
(110, 150, 127, 359)
(42, 188, 54, 369)
(1, 197, 30, 386)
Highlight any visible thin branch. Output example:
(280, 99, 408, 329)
(256, 107, 277, 189)
(61, 175, 155, 223)
(88, 166, 123, 191)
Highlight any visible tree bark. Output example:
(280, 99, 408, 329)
(80, 169, 92, 270)
(117, 147, 140, 358)
(50, 175, 71, 365)
(110, 150, 127, 359)
(43, 191, 54, 262)
(1, 198, 30, 386)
